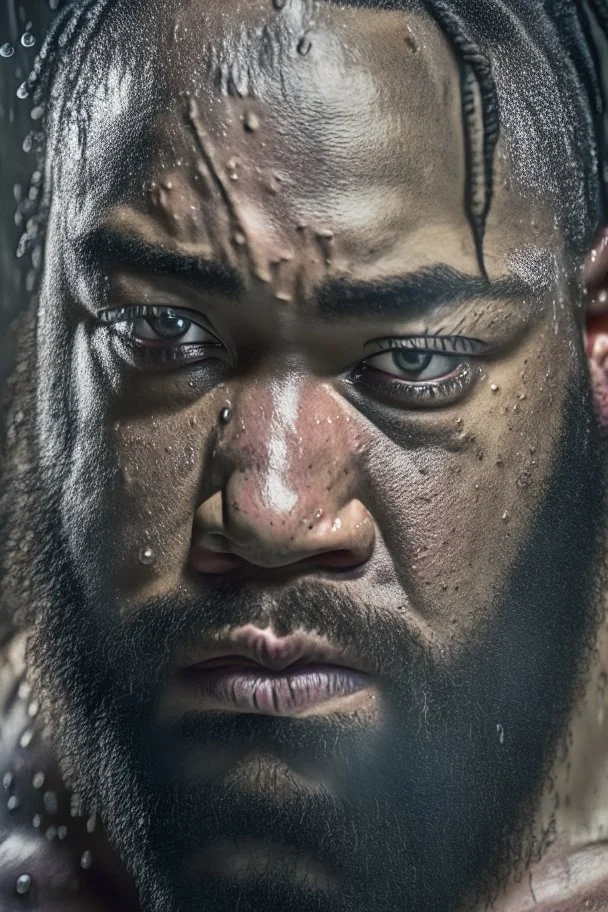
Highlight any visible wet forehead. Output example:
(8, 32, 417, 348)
(63, 1, 468, 246)
(55, 0, 556, 298)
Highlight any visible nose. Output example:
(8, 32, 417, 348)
(190, 380, 375, 575)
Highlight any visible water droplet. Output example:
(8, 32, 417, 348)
(32, 814, 41, 828)
(58, 825, 68, 839)
(233, 231, 246, 246)
(28, 700, 39, 718)
(18, 681, 31, 701)
(32, 772, 45, 790)
(244, 111, 260, 132)
(138, 546, 156, 566)
(7, 795, 20, 811)
(3, 771, 14, 790)
(15, 874, 32, 895)
(0, 42, 15, 57)
(70, 792, 83, 817)
(297, 36, 312, 55)
(496, 723, 505, 744)
(86, 812, 97, 833)
(332, 518, 342, 532)
(502, 511, 510, 522)
(21, 32, 35, 48)
(45, 826, 57, 841)
(19, 729, 34, 749)
(80, 850, 93, 870)
(219, 407, 233, 424)
(490, 383, 499, 392)
(43, 790, 58, 814)
(16, 82, 29, 99)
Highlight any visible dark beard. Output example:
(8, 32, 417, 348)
(4, 355, 607, 912)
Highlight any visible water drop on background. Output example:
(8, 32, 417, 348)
(0, 42, 15, 58)
(15, 874, 32, 896)
(81, 850, 93, 870)
(16, 82, 29, 99)
(21, 32, 35, 48)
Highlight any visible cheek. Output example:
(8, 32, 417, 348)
(56, 357, 221, 609)
(368, 328, 570, 643)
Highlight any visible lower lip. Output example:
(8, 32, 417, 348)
(180, 663, 370, 716)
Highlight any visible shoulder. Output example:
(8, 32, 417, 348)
(0, 632, 138, 911)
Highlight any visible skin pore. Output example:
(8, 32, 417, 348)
(3, 0, 608, 910)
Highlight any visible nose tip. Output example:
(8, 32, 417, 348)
(190, 491, 375, 575)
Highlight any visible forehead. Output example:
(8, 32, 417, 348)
(55, 0, 554, 285)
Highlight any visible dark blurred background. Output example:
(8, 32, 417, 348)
(0, 0, 56, 381)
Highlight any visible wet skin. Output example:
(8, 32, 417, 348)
(13, 0, 608, 910)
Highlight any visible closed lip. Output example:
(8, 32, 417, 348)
(175, 625, 371, 676)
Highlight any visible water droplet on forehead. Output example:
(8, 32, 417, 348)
(139, 546, 156, 566)
(21, 32, 35, 48)
(297, 36, 312, 56)
(0, 43, 15, 57)
(244, 111, 260, 132)
(15, 874, 32, 896)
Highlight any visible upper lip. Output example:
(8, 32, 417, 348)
(177, 625, 370, 675)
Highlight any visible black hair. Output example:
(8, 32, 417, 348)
(14, 0, 608, 275)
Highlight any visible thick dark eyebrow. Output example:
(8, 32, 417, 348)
(317, 264, 532, 320)
(77, 228, 242, 298)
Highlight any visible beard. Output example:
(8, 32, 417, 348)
(2, 326, 607, 912)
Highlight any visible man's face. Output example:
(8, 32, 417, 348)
(22, 1, 607, 910)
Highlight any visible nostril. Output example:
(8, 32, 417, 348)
(298, 549, 364, 570)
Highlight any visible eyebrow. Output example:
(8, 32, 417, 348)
(78, 228, 243, 298)
(316, 264, 532, 321)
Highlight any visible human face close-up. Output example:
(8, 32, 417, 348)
(18, 0, 608, 911)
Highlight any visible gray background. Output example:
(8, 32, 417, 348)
(0, 1, 55, 380)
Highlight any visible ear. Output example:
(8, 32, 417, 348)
(584, 226, 608, 424)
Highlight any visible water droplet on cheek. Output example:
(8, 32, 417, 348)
(0, 42, 15, 57)
(21, 32, 36, 48)
(139, 546, 156, 566)
(16, 82, 29, 100)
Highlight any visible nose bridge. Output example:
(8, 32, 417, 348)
(222, 374, 358, 524)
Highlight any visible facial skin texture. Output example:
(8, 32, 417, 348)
(4, 1, 608, 911)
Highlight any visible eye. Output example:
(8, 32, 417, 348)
(350, 336, 485, 408)
(99, 305, 227, 368)
(364, 348, 461, 381)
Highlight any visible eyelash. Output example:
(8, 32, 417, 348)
(99, 305, 483, 405)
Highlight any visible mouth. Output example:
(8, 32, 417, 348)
(172, 626, 374, 718)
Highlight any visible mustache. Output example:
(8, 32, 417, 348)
(96, 577, 430, 695)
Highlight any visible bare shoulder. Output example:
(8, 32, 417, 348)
(0, 633, 139, 911)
